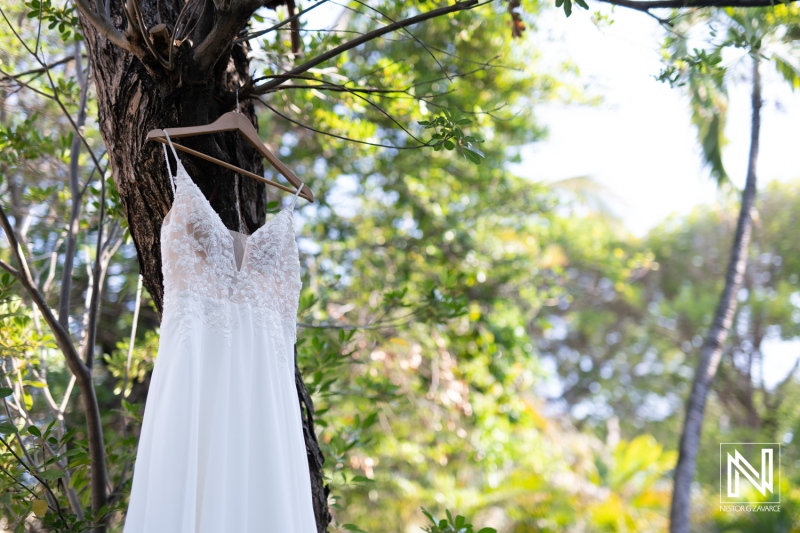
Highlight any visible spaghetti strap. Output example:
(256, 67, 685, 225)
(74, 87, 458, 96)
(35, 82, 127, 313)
(290, 182, 305, 210)
(162, 129, 179, 194)
(163, 129, 180, 160)
(162, 143, 176, 194)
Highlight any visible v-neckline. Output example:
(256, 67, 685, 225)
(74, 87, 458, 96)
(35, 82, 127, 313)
(174, 160, 293, 274)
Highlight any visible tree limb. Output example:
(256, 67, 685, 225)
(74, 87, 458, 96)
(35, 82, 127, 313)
(669, 53, 762, 533)
(341, 0, 452, 81)
(248, 0, 480, 96)
(258, 97, 430, 149)
(597, 0, 795, 10)
(0, 203, 109, 532)
(0, 259, 19, 276)
(72, 0, 132, 51)
(5, 55, 81, 79)
(192, 1, 265, 73)
(58, 43, 89, 329)
(234, 0, 332, 43)
(286, 0, 302, 56)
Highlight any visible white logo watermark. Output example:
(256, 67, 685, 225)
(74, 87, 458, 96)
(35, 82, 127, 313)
(720, 443, 781, 510)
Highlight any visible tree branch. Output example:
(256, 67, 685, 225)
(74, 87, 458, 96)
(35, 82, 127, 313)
(168, 0, 204, 68)
(0, 21, 109, 177)
(597, 0, 795, 10)
(248, 0, 479, 96)
(340, 0, 451, 81)
(58, 43, 90, 329)
(72, 0, 132, 51)
(0, 259, 19, 277)
(128, 0, 171, 69)
(83, 223, 122, 368)
(234, 0, 332, 43)
(286, 0, 302, 56)
(192, 0, 266, 73)
(0, 201, 110, 530)
(258, 97, 430, 149)
(5, 55, 80, 79)
(264, 76, 427, 143)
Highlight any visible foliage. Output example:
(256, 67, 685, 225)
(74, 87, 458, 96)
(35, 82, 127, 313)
(0, 0, 798, 532)
(421, 508, 496, 533)
(419, 110, 486, 164)
(658, 5, 800, 184)
(556, 0, 589, 18)
(23, 0, 82, 43)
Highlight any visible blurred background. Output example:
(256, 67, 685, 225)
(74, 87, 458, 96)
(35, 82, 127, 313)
(1, 0, 799, 531)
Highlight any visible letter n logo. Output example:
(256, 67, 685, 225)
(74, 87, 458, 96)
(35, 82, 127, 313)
(720, 443, 780, 504)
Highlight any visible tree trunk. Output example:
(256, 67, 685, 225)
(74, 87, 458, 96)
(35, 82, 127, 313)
(669, 54, 761, 533)
(78, 2, 331, 530)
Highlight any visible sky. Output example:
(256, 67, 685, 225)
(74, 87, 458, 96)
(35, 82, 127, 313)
(520, 6, 799, 236)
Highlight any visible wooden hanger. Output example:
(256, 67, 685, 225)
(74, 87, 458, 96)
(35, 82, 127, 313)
(146, 111, 314, 203)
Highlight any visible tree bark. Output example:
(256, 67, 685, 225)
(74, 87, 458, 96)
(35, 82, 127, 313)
(77, 1, 330, 530)
(669, 54, 761, 533)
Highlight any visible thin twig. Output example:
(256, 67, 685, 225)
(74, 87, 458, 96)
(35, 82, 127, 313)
(0, 259, 19, 277)
(340, 0, 451, 81)
(122, 275, 144, 402)
(248, 0, 479, 95)
(597, 0, 795, 9)
(58, 44, 90, 329)
(258, 97, 427, 149)
(234, 0, 333, 43)
(0, 434, 66, 522)
(0, 197, 108, 529)
(130, 0, 170, 68)
(34, 0, 43, 55)
(170, 0, 204, 67)
(0, 17, 107, 176)
(82, 172, 109, 368)
(5, 55, 80, 79)
(0, 67, 55, 99)
(270, 77, 427, 143)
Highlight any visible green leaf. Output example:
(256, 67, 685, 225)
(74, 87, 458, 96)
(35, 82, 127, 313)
(27, 426, 41, 437)
(774, 54, 800, 92)
(0, 388, 13, 398)
(37, 468, 63, 480)
(32, 499, 48, 518)
(463, 145, 485, 158)
(463, 150, 482, 165)
(0, 423, 18, 434)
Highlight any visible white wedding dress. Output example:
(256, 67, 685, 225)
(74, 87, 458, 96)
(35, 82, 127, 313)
(122, 132, 317, 532)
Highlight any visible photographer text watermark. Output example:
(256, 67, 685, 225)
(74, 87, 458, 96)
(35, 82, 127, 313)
(719, 443, 781, 512)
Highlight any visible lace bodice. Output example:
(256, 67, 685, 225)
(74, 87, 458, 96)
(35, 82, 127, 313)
(158, 131, 303, 351)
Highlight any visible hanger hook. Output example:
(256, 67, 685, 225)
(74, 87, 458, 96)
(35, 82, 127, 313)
(236, 87, 240, 113)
